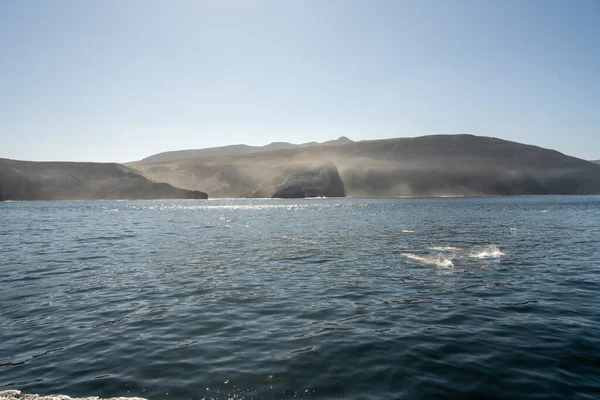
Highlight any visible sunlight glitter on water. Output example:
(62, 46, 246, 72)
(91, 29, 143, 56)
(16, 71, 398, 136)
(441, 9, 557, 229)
(125, 203, 348, 212)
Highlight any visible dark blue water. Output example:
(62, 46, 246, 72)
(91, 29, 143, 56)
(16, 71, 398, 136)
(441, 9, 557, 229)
(1, 197, 600, 399)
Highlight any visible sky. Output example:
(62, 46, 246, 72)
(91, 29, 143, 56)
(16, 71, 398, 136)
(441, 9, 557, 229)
(1, 0, 599, 163)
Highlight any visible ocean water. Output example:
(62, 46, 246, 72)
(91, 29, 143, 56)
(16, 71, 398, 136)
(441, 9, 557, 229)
(1, 197, 600, 400)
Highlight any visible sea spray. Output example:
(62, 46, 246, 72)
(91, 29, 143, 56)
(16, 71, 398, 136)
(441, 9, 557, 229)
(401, 253, 454, 268)
(469, 245, 504, 259)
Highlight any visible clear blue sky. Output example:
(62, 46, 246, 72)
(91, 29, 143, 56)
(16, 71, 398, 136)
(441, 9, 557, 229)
(1, 0, 599, 162)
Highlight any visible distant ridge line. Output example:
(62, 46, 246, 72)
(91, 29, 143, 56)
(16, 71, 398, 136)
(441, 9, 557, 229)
(132, 136, 353, 165)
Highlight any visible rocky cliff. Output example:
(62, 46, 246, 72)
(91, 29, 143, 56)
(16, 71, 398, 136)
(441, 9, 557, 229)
(272, 163, 345, 198)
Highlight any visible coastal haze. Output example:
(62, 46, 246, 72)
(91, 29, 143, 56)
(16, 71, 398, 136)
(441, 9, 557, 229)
(128, 134, 600, 198)
(2, 134, 600, 201)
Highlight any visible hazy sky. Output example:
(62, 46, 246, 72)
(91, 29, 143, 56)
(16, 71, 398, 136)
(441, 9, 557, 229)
(1, 0, 599, 162)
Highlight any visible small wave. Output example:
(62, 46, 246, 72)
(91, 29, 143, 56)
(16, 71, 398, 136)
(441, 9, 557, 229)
(282, 235, 317, 244)
(469, 246, 504, 259)
(401, 253, 454, 268)
(429, 246, 462, 252)
(0, 347, 64, 367)
(401, 229, 415, 233)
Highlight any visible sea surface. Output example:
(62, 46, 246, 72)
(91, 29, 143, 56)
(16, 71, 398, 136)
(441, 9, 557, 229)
(1, 197, 600, 400)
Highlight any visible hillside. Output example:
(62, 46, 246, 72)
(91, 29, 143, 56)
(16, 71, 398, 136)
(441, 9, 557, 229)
(0, 159, 208, 201)
(130, 134, 600, 198)
(132, 136, 353, 165)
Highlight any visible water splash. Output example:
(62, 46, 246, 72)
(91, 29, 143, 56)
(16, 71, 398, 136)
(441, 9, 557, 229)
(401, 253, 454, 268)
(469, 245, 504, 259)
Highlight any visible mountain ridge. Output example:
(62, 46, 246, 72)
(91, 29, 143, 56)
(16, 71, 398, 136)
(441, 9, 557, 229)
(129, 134, 600, 198)
(4, 134, 599, 200)
(131, 136, 353, 165)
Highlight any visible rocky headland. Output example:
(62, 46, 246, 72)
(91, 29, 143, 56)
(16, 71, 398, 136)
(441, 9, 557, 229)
(0, 159, 207, 201)
(272, 163, 345, 198)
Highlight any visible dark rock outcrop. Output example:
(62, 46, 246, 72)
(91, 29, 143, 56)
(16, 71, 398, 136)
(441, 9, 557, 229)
(0, 159, 207, 201)
(272, 163, 345, 198)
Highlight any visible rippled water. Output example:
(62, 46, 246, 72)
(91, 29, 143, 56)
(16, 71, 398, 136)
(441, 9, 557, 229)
(1, 197, 600, 399)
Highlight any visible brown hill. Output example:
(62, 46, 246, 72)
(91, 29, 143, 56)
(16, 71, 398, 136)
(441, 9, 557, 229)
(0, 159, 207, 201)
(129, 134, 600, 198)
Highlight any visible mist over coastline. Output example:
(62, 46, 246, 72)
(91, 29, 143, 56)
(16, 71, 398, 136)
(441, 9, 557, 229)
(128, 134, 600, 199)
(2, 134, 600, 201)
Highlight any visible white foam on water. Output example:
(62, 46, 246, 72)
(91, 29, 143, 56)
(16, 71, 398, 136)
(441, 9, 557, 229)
(401, 229, 415, 233)
(429, 246, 462, 252)
(401, 253, 454, 268)
(469, 245, 504, 259)
(99, 206, 119, 212)
(436, 257, 455, 268)
(0, 390, 145, 400)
